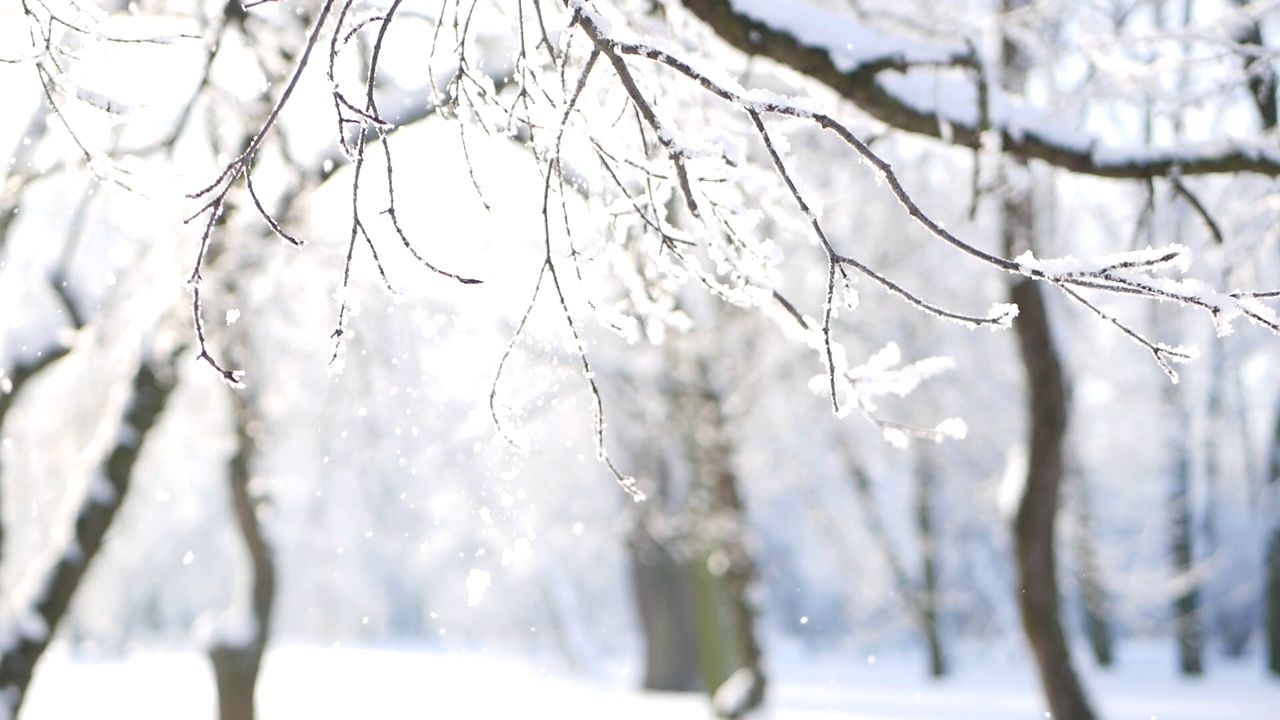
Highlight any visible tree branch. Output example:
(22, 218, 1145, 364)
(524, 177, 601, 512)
(680, 0, 1280, 178)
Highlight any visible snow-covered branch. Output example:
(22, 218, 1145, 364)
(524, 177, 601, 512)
(681, 0, 1280, 179)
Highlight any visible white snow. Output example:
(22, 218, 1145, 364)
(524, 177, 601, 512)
(712, 665, 761, 717)
(13, 643, 1280, 720)
(997, 444, 1028, 522)
(465, 569, 492, 607)
(729, 0, 963, 72)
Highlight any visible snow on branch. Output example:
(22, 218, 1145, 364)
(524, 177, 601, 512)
(682, 0, 1280, 179)
(1013, 245, 1280, 381)
(187, 0, 482, 384)
(565, 1, 1280, 396)
(31, 0, 1278, 487)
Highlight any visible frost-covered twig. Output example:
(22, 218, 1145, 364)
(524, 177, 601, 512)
(565, 6, 1280, 393)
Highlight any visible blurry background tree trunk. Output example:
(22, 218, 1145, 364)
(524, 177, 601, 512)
(678, 354, 764, 718)
(1268, 527, 1280, 675)
(837, 443, 949, 678)
(628, 450, 701, 692)
(1266, 412, 1280, 676)
(0, 102, 83, 581)
(1001, 2, 1095, 716)
(623, 334, 766, 714)
(0, 102, 54, 571)
(1159, 0, 1204, 676)
(1165, 384, 1204, 675)
(621, 301, 766, 712)
(210, 386, 276, 720)
(202, 155, 282, 720)
(1070, 466, 1113, 668)
(615, 305, 766, 718)
(914, 451, 947, 678)
(1008, 276, 1094, 720)
(0, 354, 177, 718)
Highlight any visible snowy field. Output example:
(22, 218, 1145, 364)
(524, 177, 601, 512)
(19, 642, 1279, 719)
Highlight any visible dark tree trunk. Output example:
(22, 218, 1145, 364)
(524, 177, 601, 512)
(211, 645, 265, 720)
(999, 3, 1096, 714)
(680, 358, 765, 718)
(628, 507, 701, 691)
(0, 355, 177, 717)
(210, 388, 276, 720)
(915, 454, 947, 678)
(1266, 405, 1280, 676)
(1267, 528, 1280, 676)
(1010, 278, 1096, 720)
(1228, 0, 1278, 132)
(1168, 422, 1204, 676)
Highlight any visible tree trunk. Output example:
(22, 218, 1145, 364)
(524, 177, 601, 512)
(0, 268, 84, 578)
(1072, 471, 1113, 668)
(1000, 3, 1096, 715)
(0, 355, 177, 717)
(680, 358, 765, 718)
(1167, 398, 1204, 675)
(0, 357, 65, 575)
(1266, 528, 1280, 676)
(628, 504, 701, 691)
(210, 387, 276, 720)
(915, 453, 947, 678)
(837, 445, 947, 677)
(1010, 278, 1096, 720)
(1266, 405, 1280, 676)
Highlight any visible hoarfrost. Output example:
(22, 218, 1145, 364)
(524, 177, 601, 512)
(1014, 245, 1191, 278)
(934, 417, 968, 441)
(883, 426, 910, 448)
(985, 303, 1019, 329)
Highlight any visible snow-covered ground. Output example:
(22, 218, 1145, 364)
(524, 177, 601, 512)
(19, 641, 1279, 719)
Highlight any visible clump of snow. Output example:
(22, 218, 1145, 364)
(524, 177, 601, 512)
(1015, 245, 1191, 278)
(985, 303, 1019, 329)
(998, 444, 1029, 520)
(934, 417, 968, 441)
(847, 343, 955, 399)
(711, 666, 762, 718)
(729, 0, 963, 71)
(465, 569, 491, 607)
(882, 426, 910, 449)
(326, 341, 347, 377)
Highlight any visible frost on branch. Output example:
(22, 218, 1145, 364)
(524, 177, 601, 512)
(134, 0, 1280, 483)
(1012, 244, 1276, 381)
(23, 0, 1275, 500)
(809, 342, 963, 445)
